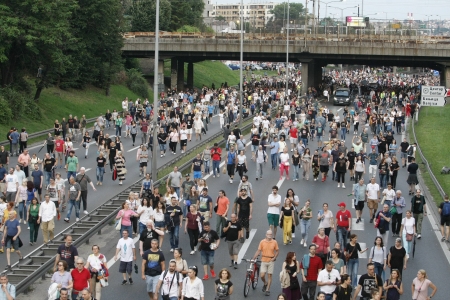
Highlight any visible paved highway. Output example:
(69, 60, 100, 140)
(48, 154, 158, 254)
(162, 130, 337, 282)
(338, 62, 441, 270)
(89, 113, 450, 299)
(1, 114, 226, 271)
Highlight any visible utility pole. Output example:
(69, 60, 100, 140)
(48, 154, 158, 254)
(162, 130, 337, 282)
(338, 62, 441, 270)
(151, 0, 160, 183)
(285, 0, 290, 104)
(239, 0, 244, 126)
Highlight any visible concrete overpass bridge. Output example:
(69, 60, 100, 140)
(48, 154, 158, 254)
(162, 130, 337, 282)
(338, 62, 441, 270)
(122, 32, 450, 91)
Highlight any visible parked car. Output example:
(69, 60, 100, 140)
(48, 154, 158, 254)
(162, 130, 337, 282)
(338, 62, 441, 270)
(228, 64, 240, 70)
(251, 64, 263, 71)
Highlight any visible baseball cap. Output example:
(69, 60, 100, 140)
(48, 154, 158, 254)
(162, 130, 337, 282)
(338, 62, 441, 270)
(337, 202, 346, 207)
(185, 174, 190, 177)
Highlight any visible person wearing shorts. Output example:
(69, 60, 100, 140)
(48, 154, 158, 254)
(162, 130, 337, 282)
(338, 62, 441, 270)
(3, 211, 23, 269)
(353, 179, 367, 224)
(267, 186, 281, 239)
(223, 214, 242, 269)
(439, 195, 450, 242)
(142, 239, 165, 298)
(191, 154, 203, 180)
(366, 177, 380, 223)
(252, 230, 279, 296)
(115, 229, 135, 285)
(198, 222, 220, 280)
(319, 149, 331, 182)
(54, 136, 65, 168)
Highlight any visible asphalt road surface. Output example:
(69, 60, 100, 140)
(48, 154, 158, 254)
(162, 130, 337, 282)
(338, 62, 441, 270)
(94, 111, 450, 300)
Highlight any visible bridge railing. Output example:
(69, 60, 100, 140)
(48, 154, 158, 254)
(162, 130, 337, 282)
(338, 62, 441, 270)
(124, 31, 450, 44)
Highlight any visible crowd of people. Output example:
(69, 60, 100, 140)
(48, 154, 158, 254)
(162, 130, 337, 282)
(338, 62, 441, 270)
(0, 68, 446, 300)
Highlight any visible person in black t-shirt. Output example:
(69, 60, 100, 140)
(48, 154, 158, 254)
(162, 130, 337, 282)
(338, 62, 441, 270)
(223, 214, 242, 269)
(334, 152, 349, 188)
(198, 222, 220, 280)
(352, 263, 382, 300)
(142, 239, 165, 298)
(165, 198, 183, 251)
(108, 142, 118, 172)
(54, 235, 78, 271)
(43, 153, 56, 186)
(399, 138, 409, 168)
(235, 189, 253, 240)
(157, 128, 168, 158)
(333, 274, 352, 300)
(139, 220, 164, 254)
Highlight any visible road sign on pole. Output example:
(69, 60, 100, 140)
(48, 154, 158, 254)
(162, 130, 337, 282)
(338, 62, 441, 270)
(421, 96, 447, 106)
(421, 86, 447, 97)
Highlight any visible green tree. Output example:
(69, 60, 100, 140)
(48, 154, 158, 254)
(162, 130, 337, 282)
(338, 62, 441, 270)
(177, 25, 200, 33)
(169, 0, 205, 31)
(60, 0, 125, 96)
(130, 0, 172, 32)
(270, 2, 305, 22)
(0, 0, 78, 100)
(215, 15, 226, 22)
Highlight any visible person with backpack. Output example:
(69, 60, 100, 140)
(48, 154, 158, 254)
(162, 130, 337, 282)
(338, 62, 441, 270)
(154, 259, 183, 300)
(438, 194, 450, 242)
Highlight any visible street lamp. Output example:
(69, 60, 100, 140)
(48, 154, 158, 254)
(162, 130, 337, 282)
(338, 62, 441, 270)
(425, 15, 433, 30)
(151, 0, 160, 182)
(239, 0, 244, 126)
(322, 0, 345, 29)
(329, 5, 357, 25)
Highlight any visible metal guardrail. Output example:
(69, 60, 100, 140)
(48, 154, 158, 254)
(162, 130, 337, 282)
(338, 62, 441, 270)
(0, 116, 108, 147)
(10, 109, 268, 295)
(411, 113, 446, 199)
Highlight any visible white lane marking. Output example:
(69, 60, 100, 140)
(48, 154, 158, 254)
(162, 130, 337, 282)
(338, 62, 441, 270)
(358, 242, 367, 259)
(237, 229, 257, 264)
(337, 108, 343, 112)
(106, 236, 140, 269)
(127, 146, 141, 152)
(352, 218, 364, 231)
(276, 177, 285, 188)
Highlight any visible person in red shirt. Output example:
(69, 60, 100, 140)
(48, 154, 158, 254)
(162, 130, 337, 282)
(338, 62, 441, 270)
(300, 244, 324, 300)
(210, 143, 222, 178)
(54, 136, 66, 169)
(71, 257, 91, 300)
(289, 125, 298, 152)
(334, 202, 352, 249)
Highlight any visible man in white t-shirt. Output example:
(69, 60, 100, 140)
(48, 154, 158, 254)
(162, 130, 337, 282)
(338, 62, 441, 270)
(366, 177, 380, 223)
(317, 260, 341, 296)
(267, 186, 281, 239)
(5, 168, 18, 203)
(114, 230, 136, 285)
(154, 260, 183, 299)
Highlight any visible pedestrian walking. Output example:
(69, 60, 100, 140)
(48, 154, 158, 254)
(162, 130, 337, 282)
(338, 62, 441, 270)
(317, 260, 341, 300)
(114, 151, 126, 186)
(166, 166, 183, 197)
(366, 177, 380, 223)
(3, 211, 23, 270)
(223, 214, 241, 269)
(54, 235, 78, 271)
(0, 274, 16, 300)
(368, 237, 387, 282)
(214, 190, 229, 237)
(345, 234, 368, 288)
(181, 266, 204, 300)
(411, 269, 437, 300)
(280, 252, 301, 300)
(85, 245, 108, 300)
(198, 221, 220, 280)
(352, 263, 382, 300)
(410, 189, 426, 239)
(335, 202, 352, 248)
(215, 268, 233, 300)
(279, 148, 290, 180)
(114, 229, 136, 285)
(26, 197, 40, 245)
(312, 228, 330, 267)
(300, 244, 323, 300)
(382, 269, 403, 300)
(252, 230, 279, 297)
(280, 198, 296, 245)
(75, 167, 96, 215)
(38, 194, 57, 244)
(391, 190, 405, 237)
(154, 259, 184, 300)
(399, 210, 415, 259)
(267, 186, 281, 239)
(166, 197, 183, 252)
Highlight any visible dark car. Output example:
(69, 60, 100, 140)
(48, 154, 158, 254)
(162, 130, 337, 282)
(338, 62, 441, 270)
(333, 88, 351, 106)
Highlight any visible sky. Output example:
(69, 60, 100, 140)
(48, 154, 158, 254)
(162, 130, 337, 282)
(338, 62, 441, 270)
(213, 0, 450, 22)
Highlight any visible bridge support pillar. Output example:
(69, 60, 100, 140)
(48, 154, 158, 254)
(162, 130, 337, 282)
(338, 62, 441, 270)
(440, 66, 450, 88)
(187, 62, 194, 89)
(301, 61, 323, 95)
(177, 60, 185, 91)
(171, 58, 178, 90)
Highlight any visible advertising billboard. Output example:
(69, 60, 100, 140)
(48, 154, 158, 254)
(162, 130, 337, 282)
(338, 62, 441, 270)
(346, 16, 366, 27)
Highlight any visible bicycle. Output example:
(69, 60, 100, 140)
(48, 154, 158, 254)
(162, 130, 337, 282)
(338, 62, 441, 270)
(242, 258, 261, 297)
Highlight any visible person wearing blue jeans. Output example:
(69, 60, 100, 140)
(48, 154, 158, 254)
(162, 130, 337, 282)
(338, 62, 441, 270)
(165, 198, 183, 251)
(64, 178, 81, 222)
(340, 127, 347, 140)
(269, 137, 279, 170)
(345, 233, 368, 288)
(299, 199, 312, 247)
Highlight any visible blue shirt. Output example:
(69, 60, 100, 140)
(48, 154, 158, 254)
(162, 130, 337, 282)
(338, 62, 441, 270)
(0, 283, 15, 300)
(368, 153, 378, 165)
(270, 141, 279, 155)
(31, 170, 43, 186)
(0, 167, 6, 181)
(5, 219, 19, 237)
(10, 132, 19, 144)
(227, 151, 236, 164)
(208, 105, 214, 113)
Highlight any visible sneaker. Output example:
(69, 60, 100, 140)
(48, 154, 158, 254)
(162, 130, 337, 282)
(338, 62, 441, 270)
(356, 218, 360, 224)
(129, 278, 133, 285)
(417, 234, 421, 239)
(210, 269, 216, 278)
(194, 246, 197, 252)
(0, 249, 3, 253)
(369, 218, 373, 223)
(229, 179, 233, 183)
(27, 226, 30, 230)
(300, 239, 304, 245)
(190, 251, 195, 255)
(76, 218, 80, 222)
(342, 184, 346, 189)
(256, 178, 258, 180)
(217, 174, 220, 178)
(289, 240, 292, 244)
(234, 263, 238, 269)
(170, 248, 174, 252)
(265, 291, 271, 296)
(10, 249, 14, 253)
(262, 284, 267, 292)
(442, 237, 446, 242)
(202, 275, 209, 280)
(337, 184, 340, 188)
(121, 280, 127, 285)
(303, 241, 307, 247)
(84, 210, 88, 215)
(23, 220, 26, 225)
(19, 219, 22, 223)
(292, 233, 295, 238)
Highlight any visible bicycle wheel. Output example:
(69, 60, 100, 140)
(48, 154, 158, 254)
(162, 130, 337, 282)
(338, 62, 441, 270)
(252, 268, 259, 289)
(244, 273, 251, 297)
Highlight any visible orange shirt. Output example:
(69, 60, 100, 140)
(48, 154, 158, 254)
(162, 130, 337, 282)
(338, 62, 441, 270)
(258, 239, 279, 262)
(216, 196, 229, 216)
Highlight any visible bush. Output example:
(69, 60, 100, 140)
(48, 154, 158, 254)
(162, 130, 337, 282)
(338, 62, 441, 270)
(176, 25, 200, 33)
(0, 88, 41, 121)
(125, 69, 149, 99)
(0, 96, 13, 124)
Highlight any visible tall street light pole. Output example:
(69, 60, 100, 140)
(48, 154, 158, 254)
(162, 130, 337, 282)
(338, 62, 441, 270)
(322, 0, 344, 28)
(151, 0, 160, 183)
(285, 0, 290, 103)
(329, 6, 357, 25)
(239, 0, 244, 126)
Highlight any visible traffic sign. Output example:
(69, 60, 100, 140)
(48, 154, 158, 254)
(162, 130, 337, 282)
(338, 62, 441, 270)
(421, 86, 447, 97)
(421, 96, 447, 106)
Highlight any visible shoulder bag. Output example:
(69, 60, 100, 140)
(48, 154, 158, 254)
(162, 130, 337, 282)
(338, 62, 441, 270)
(345, 244, 356, 262)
